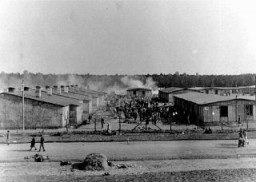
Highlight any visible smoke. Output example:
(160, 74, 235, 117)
(0, 72, 159, 95)
(121, 76, 158, 89)
(121, 76, 145, 88)
(102, 82, 127, 95)
(86, 76, 158, 95)
(0, 79, 6, 92)
(0, 73, 21, 92)
(87, 80, 105, 91)
(56, 74, 85, 87)
(67, 75, 85, 86)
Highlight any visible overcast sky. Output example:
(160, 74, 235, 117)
(0, 0, 256, 75)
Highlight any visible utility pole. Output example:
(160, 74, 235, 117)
(22, 80, 25, 135)
(235, 95, 238, 124)
(247, 116, 249, 130)
(253, 76, 256, 126)
(169, 116, 172, 131)
(94, 117, 97, 132)
(254, 75, 256, 127)
(66, 111, 69, 134)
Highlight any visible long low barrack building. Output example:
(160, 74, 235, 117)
(127, 88, 152, 98)
(173, 92, 256, 126)
(0, 86, 84, 129)
(159, 87, 189, 103)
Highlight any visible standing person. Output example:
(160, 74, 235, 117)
(187, 114, 190, 125)
(39, 134, 46, 152)
(101, 117, 105, 129)
(133, 111, 138, 121)
(88, 115, 92, 124)
(30, 136, 37, 151)
(238, 128, 244, 147)
(6, 130, 10, 145)
(243, 129, 249, 146)
(107, 122, 111, 134)
(145, 117, 149, 129)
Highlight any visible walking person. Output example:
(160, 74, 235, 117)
(39, 134, 46, 152)
(30, 136, 37, 151)
(6, 130, 10, 145)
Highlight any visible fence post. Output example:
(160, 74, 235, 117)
(119, 115, 121, 134)
(169, 116, 172, 131)
(247, 118, 248, 131)
(94, 117, 97, 132)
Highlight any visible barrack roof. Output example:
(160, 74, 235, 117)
(1, 91, 82, 107)
(127, 87, 152, 91)
(70, 90, 99, 98)
(53, 90, 92, 101)
(174, 92, 256, 105)
(160, 87, 184, 93)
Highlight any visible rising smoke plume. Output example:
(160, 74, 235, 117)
(87, 76, 158, 94)
(0, 72, 159, 95)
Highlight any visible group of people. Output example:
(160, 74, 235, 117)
(238, 128, 249, 147)
(204, 127, 213, 134)
(30, 135, 46, 152)
(6, 130, 46, 152)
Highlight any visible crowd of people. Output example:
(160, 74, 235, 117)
(106, 93, 202, 127)
(111, 96, 180, 127)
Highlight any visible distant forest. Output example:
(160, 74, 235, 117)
(150, 73, 256, 88)
(0, 71, 256, 92)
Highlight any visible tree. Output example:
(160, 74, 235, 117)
(33, 73, 45, 86)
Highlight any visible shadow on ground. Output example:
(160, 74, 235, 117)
(10, 149, 33, 152)
(217, 143, 238, 148)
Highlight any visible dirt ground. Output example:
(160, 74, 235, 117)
(1, 106, 255, 144)
(1, 108, 256, 181)
(2, 159, 256, 182)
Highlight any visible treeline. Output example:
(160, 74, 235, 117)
(149, 73, 256, 88)
(0, 71, 256, 91)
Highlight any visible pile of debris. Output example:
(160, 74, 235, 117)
(83, 153, 109, 171)
(70, 153, 132, 172)
(135, 126, 153, 131)
(72, 153, 109, 171)
(24, 153, 50, 162)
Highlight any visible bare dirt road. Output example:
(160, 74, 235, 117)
(1, 140, 256, 162)
(1, 140, 256, 181)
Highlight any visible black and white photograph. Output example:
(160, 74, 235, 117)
(1, 0, 256, 181)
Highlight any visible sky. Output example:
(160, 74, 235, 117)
(0, 0, 256, 75)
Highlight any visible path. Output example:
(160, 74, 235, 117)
(1, 140, 256, 162)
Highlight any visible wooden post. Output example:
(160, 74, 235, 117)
(169, 116, 172, 131)
(247, 118, 248, 130)
(66, 111, 69, 134)
(255, 75, 256, 125)
(94, 117, 97, 132)
(22, 80, 25, 135)
(255, 76, 256, 102)
(119, 115, 121, 134)
(235, 95, 238, 124)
